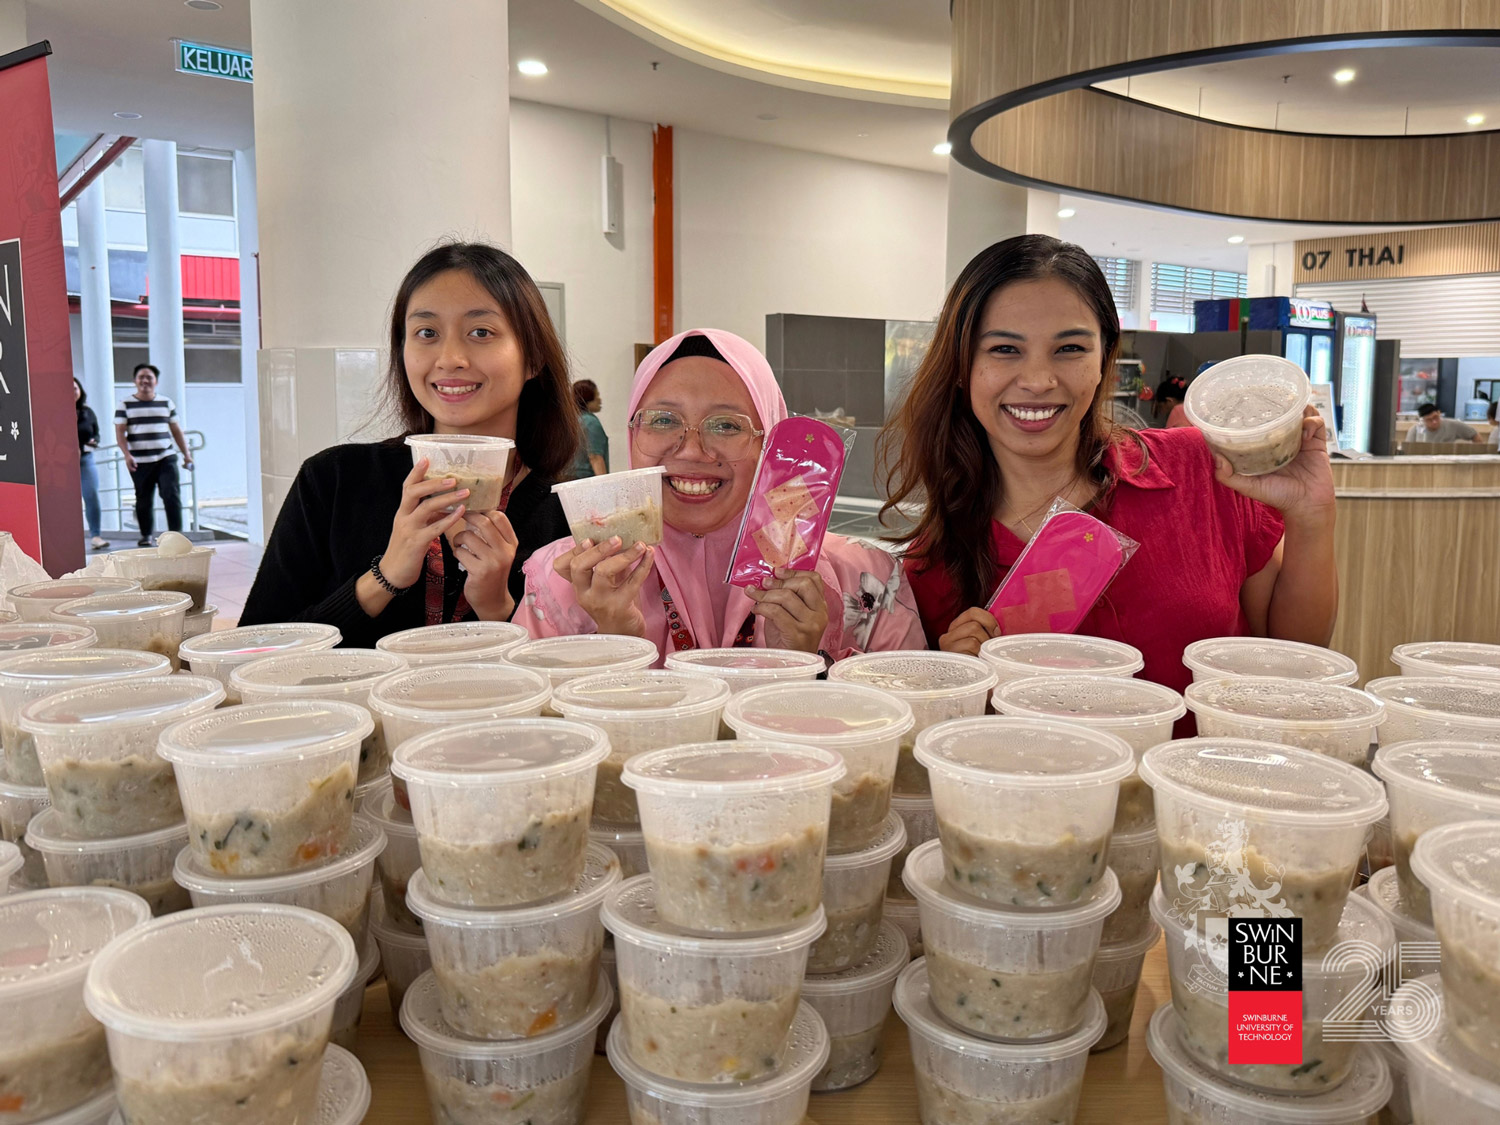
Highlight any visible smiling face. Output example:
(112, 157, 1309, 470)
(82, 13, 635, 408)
(133, 368, 157, 400)
(403, 269, 528, 436)
(632, 356, 763, 536)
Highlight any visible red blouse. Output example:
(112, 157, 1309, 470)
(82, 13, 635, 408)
(906, 427, 1285, 732)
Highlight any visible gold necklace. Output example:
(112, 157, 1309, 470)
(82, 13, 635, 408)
(1010, 478, 1088, 538)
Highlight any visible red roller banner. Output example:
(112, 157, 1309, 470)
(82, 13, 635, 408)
(0, 42, 82, 575)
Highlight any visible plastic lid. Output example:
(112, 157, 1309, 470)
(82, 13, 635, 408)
(404, 968, 612, 1059)
(1182, 637, 1359, 685)
(406, 841, 620, 927)
(1390, 975, 1500, 1112)
(826, 810, 906, 871)
(903, 839, 1121, 927)
(1185, 676, 1385, 727)
(363, 788, 417, 839)
(1138, 738, 1387, 825)
(315, 1044, 372, 1125)
(1409, 820, 1500, 918)
(723, 682, 915, 746)
(19, 674, 225, 734)
(894, 958, 1106, 1060)
(0, 648, 170, 686)
(664, 647, 826, 677)
(390, 718, 609, 784)
(375, 621, 526, 663)
(995, 674, 1185, 727)
(405, 433, 514, 450)
(590, 822, 643, 848)
(1362, 865, 1436, 942)
(26, 808, 189, 856)
(1148, 1004, 1391, 1122)
(802, 919, 909, 991)
(1372, 742, 1500, 811)
(980, 633, 1144, 678)
(179, 622, 341, 665)
(174, 813, 387, 895)
(0, 839, 19, 882)
(502, 634, 658, 677)
(52, 591, 191, 621)
(1366, 677, 1500, 726)
(370, 908, 429, 950)
(913, 716, 1135, 788)
(1095, 921, 1162, 963)
(828, 651, 998, 699)
(48, 1086, 117, 1125)
(1184, 354, 1311, 435)
(85, 903, 358, 1040)
(551, 464, 665, 494)
(369, 663, 551, 720)
(9, 577, 139, 601)
(231, 648, 407, 698)
(601, 873, 826, 953)
(1107, 822, 1160, 851)
(1393, 641, 1500, 684)
(0, 887, 151, 999)
(622, 740, 845, 796)
(553, 669, 730, 720)
(0, 622, 97, 651)
(0, 775, 48, 803)
(158, 700, 373, 766)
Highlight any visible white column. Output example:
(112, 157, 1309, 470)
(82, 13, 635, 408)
(234, 148, 265, 545)
(1026, 189, 1061, 238)
(143, 139, 187, 424)
(1247, 241, 1298, 297)
(945, 161, 1028, 289)
(0, 0, 26, 52)
(1132, 259, 1154, 332)
(249, 0, 512, 531)
(76, 178, 116, 445)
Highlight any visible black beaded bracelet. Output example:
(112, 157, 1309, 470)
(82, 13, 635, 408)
(370, 555, 414, 597)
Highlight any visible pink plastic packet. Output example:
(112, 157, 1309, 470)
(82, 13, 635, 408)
(985, 499, 1138, 634)
(726, 417, 853, 588)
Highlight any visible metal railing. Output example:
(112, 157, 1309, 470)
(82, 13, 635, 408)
(90, 431, 207, 535)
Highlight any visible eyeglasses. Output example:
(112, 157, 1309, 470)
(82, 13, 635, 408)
(630, 409, 764, 460)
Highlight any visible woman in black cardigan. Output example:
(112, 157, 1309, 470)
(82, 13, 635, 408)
(240, 243, 581, 645)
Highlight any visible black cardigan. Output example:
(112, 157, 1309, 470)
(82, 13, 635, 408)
(239, 441, 569, 646)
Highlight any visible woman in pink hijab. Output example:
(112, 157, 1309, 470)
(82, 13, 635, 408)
(515, 329, 924, 662)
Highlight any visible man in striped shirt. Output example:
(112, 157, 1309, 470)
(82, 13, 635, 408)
(114, 364, 195, 547)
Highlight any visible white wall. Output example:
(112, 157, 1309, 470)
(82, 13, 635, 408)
(1246, 241, 1297, 297)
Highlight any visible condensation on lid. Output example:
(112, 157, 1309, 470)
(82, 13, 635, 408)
(996, 674, 1185, 723)
(1185, 355, 1309, 432)
(914, 716, 1135, 784)
(980, 633, 1143, 675)
(1372, 742, 1500, 808)
(0, 623, 97, 651)
(553, 669, 729, 715)
(53, 592, 190, 619)
(1185, 677, 1383, 724)
(1183, 637, 1358, 683)
(1366, 676, 1500, 721)
(623, 742, 844, 789)
(1409, 820, 1500, 914)
(503, 634, 658, 671)
(375, 620, 525, 657)
(231, 648, 407, 691)
(392, 718, 608, 779)
(801, 920, 908, 991)
(665, 648, 825, 672)
(315, 1044, 371, 1125)
(9, 578, 139, 601)
(724, 682, 914, 743)
(828, 651, 997, 696)
(180, 622, 340, 661)
(0, 887, 151, 995)
(159, 700, 372, 762)
(1393, 641, 1500, 680)
(370, 664, 550, 714)
(20, 674, 224, 730)
(0, 648, 169, 684)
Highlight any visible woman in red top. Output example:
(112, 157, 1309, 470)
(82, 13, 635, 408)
(879, 235, 1337, 703)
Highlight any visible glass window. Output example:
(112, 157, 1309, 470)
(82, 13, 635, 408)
(1149, 263, 1249, 325)
(1092, 256, 1139, 312)
(103, 147, 146, 211)
(177, 154, 235, 216)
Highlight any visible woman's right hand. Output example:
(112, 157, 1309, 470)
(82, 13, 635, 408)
(551, 537, 655, 638)
(938, 607, 999, 657)
(378, 458, 471, 589)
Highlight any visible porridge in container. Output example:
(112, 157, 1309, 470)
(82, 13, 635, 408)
(106, 545, 214, 612)
(502, 635, 658, 716)
(1182, 636, 1360, 686)
(887, 794, 937, 901)
(1356, 865, 1438, 985)
(592, 823, 648, 879)
(329, 942, 382, 1051)
(0, 776, 51, 889)
(810, 810, 906, 974)
(1185, 677, 1384, 766)
(51, 594, 189, 670)
(1099, 824, 1159, 945)
(375, 621, 528, 667)
(915, 716, 1133, 908)
(1183, 354, 1311, 477)
(21, 675, 223, 838)
(1089, 923, 1160, 1052)
(552, 466, 667, 551)
(1389, 974, 1500, 1125)
(25, 810, 191, 915)
(623, 741, 842, 934)
(803, 921, 908, 1092)
(7, 579, 139, 623)
(407, 434, 515, 513)
(179, 622, 342, 705)
(364, 783, 424, 928)
(392, 719, 607, 909)
(1366, 676, 1500, 745)
(979, 633, 1143, 689)
(723, 682, 912, 853)
(1392, 641, 1500, 686)
(601, 873, 824, 1084)
(1140, 738, 1387, 952)
(159, 700, 368, 877)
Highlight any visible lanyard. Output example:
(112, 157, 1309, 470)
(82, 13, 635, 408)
(659, 583, 754, 652)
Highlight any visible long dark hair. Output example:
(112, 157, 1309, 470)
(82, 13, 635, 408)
(383, 242, 580, 480)
(73, 377, 88, 409)
(877, 234, 1135, 612)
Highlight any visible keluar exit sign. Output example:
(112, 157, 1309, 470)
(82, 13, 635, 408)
(175, 40, 252, 83)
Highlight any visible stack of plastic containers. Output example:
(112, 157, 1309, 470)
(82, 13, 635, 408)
(7, 578, 139, 622)
(1366, 676, 1500, 745)
(501, 634, 658, 714)
(1181, 636, 1360, 686)
(1184, 677, 1385, 765)
(665, 647, 827, 736)
(0, 838, 22, 891)
(603, 741, 839, 1120)
(375, 620, 528, 666)
(178, 622, 342, 704)
(105, 544, 214, 611)
(979, 633, 1144, 689)
(51, 593, 189, 669)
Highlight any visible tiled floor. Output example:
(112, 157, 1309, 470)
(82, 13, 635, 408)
(205, 540, 263, 628)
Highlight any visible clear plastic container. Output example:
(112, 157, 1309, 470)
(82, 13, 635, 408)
(1184, 353, 1311, 476)
(159, 700, 369, 876)
(0, 622, 97, 655)
(374, 620, 527, 666)
(601, 873, 825, 1084)
(1152, 886, 1394, 1093)
(1370, 1033, 1413, 1125)
(555, 670, 730, 826)
(664, 648, 825, 696)
(174, 812, 386, 947)
(363, 785, 424, 930)
(232, 648, 409, 785)
(25, 810, 190, 916)
(1392, 641, 1500, 686)
(623, 741, 844, 934)
(503, 634, 659, 711)
(592, 822, 648, 880)
(904, 838, 1120, 1042)
(1357, 866, 1439, 985)
(21, 675, 224, 838)
(0, 648, 171, 787)
(84, 903, 359, 1125)
(50, 595, 188, 670)
(0, 775, 50, 889)
(894, 958, 1104, 1125)
(810, 810, 906, 974)
(0, 887, 152, 1125)
(1100, 823, 1159, 945)
(1371, 741, 1500, 925)
(405, 433, 515, 512)
(914, 716, 1134, 908)
(994, 673, 1185, 833)
(407, 842, 620, 1040)
(38, 1087, 116, 1125)
(1148, 1004, 1392, 1125)
(803, 921, 908, 1092)
(392, 718, 608, 909)
(723, 682, 913, 853)
(403, 969, 610, 1125)
(178, 622, 342, 704)
(979, 633, 1143, 687)
(181, 604, 217, 640)
(552, 465, 666, 549)
(1139, 738, 1387, 951)
(370, 900, 431, 1021)
(1185, 676, 1385, 766)
(0, 837, 20, 890)
(1390, 974, 1500, 1125)
(1366, 676, 1500, 744)
(1182, 636, 1360, 686)
(106, 545, 214, 611)
(7, 579, 139, 623)
(1409, 820, 1500, 1062)
(330, 939, 381, 1051)
(827, 651, 998, 798)
(887, 793, 936, 901)
(1091, 924, 1160, 1053)
(885, 896, 922, 958)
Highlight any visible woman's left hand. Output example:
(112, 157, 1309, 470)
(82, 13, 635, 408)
(746, 568, 829, 653)
(1211, 406, 1336, 527)
(450, 511, 520, 620)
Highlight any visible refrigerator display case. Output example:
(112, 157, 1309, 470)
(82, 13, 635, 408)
(1335, 313, 1378, 453)
(1193, 297, 1337, 381)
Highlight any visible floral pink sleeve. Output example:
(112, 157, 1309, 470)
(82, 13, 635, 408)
(816, 536, 927, 659)
(515, 538, 597, 639)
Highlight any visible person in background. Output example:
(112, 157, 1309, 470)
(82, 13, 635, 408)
(1488, 399, 1498, 449)
(1154, 375, 1190, 428)
(113, 363, 193, 547)
(240, 242, 578, 644)
(75, 377, 107, 551)
(1408, 401, 1482, 443)
(569, 378, 609, 478)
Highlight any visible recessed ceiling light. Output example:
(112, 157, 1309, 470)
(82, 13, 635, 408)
(1057, 207, 1075, 218)
(185, 0, 222, 9)
(1467, 113, 1486, 126)
(757, 113, 778, 122)
(932, 141, 952, 155)
(113, 111, 142, 120)
(516, 59, 548, 77)
(1333, 68, 1356, 83)
(1227, 235, 1245, 244)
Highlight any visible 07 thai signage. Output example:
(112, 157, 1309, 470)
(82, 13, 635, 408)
(1295, 222, 1500, 284)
